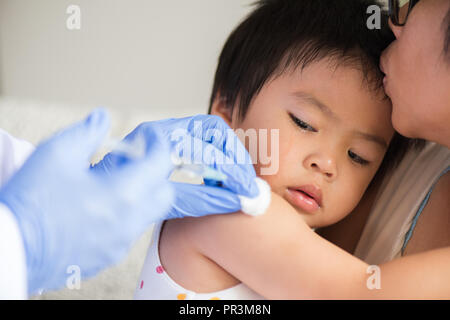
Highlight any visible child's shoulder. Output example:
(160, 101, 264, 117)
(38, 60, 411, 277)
(159, 217, 241, 292)
(160, 193, 308, 294)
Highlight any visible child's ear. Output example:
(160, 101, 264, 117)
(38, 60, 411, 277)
(210, 94, 234, 127)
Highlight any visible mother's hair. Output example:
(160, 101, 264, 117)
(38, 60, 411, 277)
(444, 5, 450, 60)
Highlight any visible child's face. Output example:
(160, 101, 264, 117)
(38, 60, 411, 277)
(212, 60, 394, 228)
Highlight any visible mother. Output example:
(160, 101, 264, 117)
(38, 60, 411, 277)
(317, 0, 450, 297)
(187, 0, 449, 298)
(319, 0, 449, 266)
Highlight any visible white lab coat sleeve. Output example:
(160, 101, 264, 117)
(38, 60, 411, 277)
(0, 128, 35, 299)
(0, 128, 35, 186)
(0, 204, 28, 299)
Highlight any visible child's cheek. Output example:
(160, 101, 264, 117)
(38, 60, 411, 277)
(256, 172, 284, 199)
(253, 132, 296, 195)
(327, 179, 365, 224)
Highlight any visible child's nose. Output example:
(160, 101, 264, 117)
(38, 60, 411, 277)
(304, 154, 337, 181)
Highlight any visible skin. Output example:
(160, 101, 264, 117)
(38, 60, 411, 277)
(220, 61, 394, 228)
(380, 0, 450, 147)
(158, 0, 450, 299)
(160, 60, 395, 294)
(320, 0, 450, 258)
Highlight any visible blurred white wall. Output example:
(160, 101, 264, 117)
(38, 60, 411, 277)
(0, 0, 254, 117)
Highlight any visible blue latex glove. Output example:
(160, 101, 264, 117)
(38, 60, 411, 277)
(93, 114, 259, 218)
(0, 109, 173, 295)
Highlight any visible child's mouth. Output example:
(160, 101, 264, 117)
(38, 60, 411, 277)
(285, 186, 322, 214)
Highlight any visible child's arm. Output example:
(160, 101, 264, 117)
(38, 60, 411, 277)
(186, 191, 450, 299)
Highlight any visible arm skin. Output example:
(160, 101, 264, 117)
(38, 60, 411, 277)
(318, 172, 450, 258)
(187, 175, 450, 299)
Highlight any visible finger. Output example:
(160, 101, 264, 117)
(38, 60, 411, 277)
(180, 119, 259, 198)
(172, 136, 258, 197)
(209, 163, 259, 198)
(109, 178, 174, 245)
(168, 182, 242, 218)
(158, 115, 259, 197)
(197, 137, 258, 197)
(50, 108, 111, 165)
(92, 121, 174, 178)
(107, 131, 173, 203)
(132, 182, 174, 234)
(157, 115, 231, 152)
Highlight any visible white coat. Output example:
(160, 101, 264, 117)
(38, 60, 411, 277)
(0, 128, 35, 299)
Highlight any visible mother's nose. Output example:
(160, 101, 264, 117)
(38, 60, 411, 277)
(388, 18, 403, 39)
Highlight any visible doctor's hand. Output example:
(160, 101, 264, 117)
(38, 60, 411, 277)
(0, 109, 173, 295)
(94, 115, 260, 219)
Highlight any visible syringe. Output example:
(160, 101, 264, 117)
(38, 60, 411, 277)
(171, 155, 227, 182)
(104, 136, 269, 216)
(104, 137, 227, 182)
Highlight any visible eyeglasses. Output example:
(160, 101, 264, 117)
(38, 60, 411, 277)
(388, 0, 420, 26)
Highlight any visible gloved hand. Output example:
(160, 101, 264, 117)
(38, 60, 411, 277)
(93, 114, 259, 219)
(0, 109, 173, 295)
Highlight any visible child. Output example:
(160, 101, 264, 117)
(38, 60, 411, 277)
(134, 0, 422, 299)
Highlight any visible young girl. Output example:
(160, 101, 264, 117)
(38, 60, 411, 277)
(134, 0, 421, 300)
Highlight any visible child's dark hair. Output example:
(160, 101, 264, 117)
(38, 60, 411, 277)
(208, 0, 424, 177)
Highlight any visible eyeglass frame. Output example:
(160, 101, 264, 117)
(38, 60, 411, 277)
(388, 0, 420, 26)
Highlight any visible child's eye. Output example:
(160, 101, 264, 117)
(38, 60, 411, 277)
(348, 150, 369, 166)
(289, 113, 317, 132)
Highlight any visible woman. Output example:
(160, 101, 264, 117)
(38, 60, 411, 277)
(168, 0, 449, 298)
(319, 0, 449, 268)
(288, 0, 450, 297)
(301, 0, 449, 298)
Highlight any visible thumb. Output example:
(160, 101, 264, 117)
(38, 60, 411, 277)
(51, 108, 111, 164)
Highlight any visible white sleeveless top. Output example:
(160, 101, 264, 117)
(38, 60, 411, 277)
(354, 142, 450, 265)
(134, 221, 265, 300)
